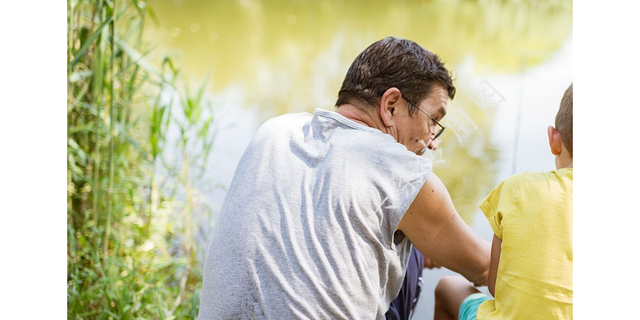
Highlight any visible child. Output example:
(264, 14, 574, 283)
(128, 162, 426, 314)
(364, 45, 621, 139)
(433, 83, 573, 320)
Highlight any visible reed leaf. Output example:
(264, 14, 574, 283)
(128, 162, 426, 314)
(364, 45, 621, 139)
(115, 36, 163, 81)
(68, 16, 113, 69)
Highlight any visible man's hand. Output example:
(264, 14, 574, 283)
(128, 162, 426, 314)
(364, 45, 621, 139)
(471, 270, 489, 287)
(427, 138, 439, 151)
(423, 256, 441, 269)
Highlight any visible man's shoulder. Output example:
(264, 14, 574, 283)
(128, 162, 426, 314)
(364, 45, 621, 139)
(260, 112, 312, 130)
(252, 112, 312, 140)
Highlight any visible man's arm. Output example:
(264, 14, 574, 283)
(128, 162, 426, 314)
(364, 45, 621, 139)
(396, 173, 490, 286)
(487, 234, 502, 296)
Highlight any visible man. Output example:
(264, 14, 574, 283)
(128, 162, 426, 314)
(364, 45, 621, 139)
(198, 36, 490, 319)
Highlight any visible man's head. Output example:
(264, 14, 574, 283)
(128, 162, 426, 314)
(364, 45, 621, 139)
(548, 83, 573, 169)
(336, 37, 456, 154)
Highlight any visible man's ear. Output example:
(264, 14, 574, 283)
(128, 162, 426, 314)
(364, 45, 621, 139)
(547, 125, 562, 156)
(379, 88, 402, 127)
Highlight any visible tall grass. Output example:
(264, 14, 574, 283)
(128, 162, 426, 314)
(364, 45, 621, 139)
(67, 0, 215, 318)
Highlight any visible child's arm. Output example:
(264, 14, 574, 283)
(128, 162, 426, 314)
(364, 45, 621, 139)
(488, 233, 502, 296)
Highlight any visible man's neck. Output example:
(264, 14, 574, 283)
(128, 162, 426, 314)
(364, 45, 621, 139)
(335, 104, 386, 133)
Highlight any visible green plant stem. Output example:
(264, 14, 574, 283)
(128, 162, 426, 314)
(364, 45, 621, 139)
(104, 0, 116, 265)
(92, 2, 105, 239)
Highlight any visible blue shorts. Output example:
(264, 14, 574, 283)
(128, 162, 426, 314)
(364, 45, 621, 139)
(385, 247, 424, 320)
(458, 293, 492, 320)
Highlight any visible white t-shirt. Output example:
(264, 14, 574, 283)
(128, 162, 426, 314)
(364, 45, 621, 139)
(199, 108, 432, 319)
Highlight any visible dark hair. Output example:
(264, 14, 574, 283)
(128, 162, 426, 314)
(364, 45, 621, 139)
(335, 36, 455, 114)
(555, 83, 573, 156)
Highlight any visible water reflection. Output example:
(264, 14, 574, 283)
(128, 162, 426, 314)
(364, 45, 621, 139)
(145, 0, 571, 110)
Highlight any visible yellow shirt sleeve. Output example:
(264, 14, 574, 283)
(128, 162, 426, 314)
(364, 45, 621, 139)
(479, 174, 521, 239)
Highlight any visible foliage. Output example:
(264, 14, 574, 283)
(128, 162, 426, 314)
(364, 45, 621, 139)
(67, 0, 215, 318)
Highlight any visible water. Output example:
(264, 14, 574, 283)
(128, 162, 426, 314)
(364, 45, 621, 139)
(143, 0, 572, 317)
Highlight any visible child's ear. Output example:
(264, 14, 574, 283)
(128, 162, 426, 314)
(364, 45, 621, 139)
(547, 126, 562, 156)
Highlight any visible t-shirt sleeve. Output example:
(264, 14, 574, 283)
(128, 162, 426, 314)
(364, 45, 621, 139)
(479, 175, 520, 239)
(388, 157, 432, 249)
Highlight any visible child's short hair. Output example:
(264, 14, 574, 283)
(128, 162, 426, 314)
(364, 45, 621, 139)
(555, 83, 573, 156)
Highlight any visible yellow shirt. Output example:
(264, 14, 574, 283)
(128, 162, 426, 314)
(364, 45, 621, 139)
(477, 168, 573, 320)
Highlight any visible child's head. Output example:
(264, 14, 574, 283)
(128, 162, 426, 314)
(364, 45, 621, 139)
(548, 83, 573, 169)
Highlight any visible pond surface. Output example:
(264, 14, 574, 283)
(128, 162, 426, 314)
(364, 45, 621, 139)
(144, 0, 572, 317)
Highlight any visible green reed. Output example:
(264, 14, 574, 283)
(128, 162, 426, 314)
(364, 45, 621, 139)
(67, 0, 214, 318)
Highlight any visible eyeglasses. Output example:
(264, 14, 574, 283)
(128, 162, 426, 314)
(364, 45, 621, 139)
(403, 97, 446, 140)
